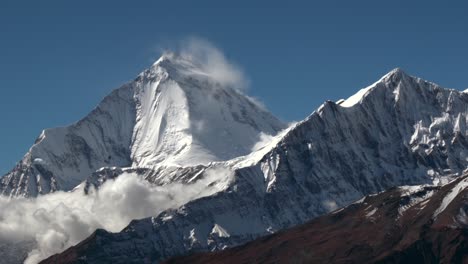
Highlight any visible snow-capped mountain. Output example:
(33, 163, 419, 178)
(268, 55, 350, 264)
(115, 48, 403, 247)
(0, 54, 285, 197)
(40, 68, 468, 263)
(164, 173, 468, 264)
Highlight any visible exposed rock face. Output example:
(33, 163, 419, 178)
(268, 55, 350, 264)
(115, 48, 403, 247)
(163, 174, 468, 264)
(38, 69, 468, 263)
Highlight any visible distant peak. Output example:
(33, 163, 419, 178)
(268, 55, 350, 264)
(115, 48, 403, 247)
(146, 53, 203, 82)
(151, 52, 202, 72)
(383, 67, 408, 79)
(340, 68, 412, 108)
(152, 52, 184, 68)
(152, 53, 172, 66)
(390, 67, 405, 74)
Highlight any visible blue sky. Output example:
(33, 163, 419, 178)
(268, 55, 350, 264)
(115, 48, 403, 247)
(0, 0, 467, 174)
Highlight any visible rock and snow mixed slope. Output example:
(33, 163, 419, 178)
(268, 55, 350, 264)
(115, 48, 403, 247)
(164, 173, 468, 264)
(40, 68, 468, 263)
(0, 54, 285, 197)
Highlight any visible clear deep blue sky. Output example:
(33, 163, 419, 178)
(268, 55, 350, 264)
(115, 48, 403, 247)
(0, 0, 467, 175)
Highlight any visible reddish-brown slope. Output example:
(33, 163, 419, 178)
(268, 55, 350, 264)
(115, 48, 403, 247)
(41, 175, 468, 264)
(165, 176, 468, 264)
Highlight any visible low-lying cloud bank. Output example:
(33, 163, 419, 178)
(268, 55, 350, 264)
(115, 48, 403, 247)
(0, 168, 233, 264)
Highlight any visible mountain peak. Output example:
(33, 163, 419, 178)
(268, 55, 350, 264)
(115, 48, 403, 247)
(152, 52, 195, 67)
(1, 53, 285, 197)
(147, 52, 218, 87)
(340, 68, 423, 108)
(150, 53, 194, 72)
(381, 67, 409, 82)
(387, 67, 405, 75)
(152, 53, 171, 66)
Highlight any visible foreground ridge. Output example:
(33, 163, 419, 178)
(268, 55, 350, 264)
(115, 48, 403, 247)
(164, 174, 468, 264)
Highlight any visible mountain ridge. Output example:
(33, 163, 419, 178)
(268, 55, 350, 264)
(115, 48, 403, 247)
(1, 59, 467, 263)
(35, 67, 468, 263)
(162, 173, 468, 264)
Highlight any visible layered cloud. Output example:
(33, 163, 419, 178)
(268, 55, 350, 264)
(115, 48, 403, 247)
(0, 168, 233, 264)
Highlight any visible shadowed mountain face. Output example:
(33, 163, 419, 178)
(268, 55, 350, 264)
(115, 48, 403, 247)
(163, 174, 468, 264)
(36, 68, 468, 264)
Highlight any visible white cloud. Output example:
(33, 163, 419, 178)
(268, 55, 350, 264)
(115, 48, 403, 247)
(322, 199, 338, 211)
(251, 125, 296, 152)
(155, 37, 275, 115)
(251, 132, 276, 152)
(0, 167, 234, 264)
(163, 37, 249, 91)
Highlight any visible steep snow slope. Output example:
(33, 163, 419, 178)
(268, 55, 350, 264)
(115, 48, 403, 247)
(0, 54, 285, 197)
(41, 69, 468, 263)
(130, 55, 284, 167)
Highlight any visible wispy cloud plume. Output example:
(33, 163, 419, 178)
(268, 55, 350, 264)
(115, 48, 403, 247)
(161, 37, 249, 91)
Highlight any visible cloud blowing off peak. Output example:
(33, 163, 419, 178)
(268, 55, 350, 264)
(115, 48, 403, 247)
(158, 37, 249, 91)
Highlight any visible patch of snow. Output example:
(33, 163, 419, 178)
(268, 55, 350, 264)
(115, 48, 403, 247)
(418, 199, 430, 210)
(32, 158, 45, 165)
(397, 185, 435, 216)
(352, 197, 366, 205)
(433, 178, 468, 218)
(161, 215, 173, 222)
(398, 185, 424, 195)
(331, 207, 344, 214)
(365, 207, 377, 218)
(211, 224, 230, 238)
(188, 229, 199, 246)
